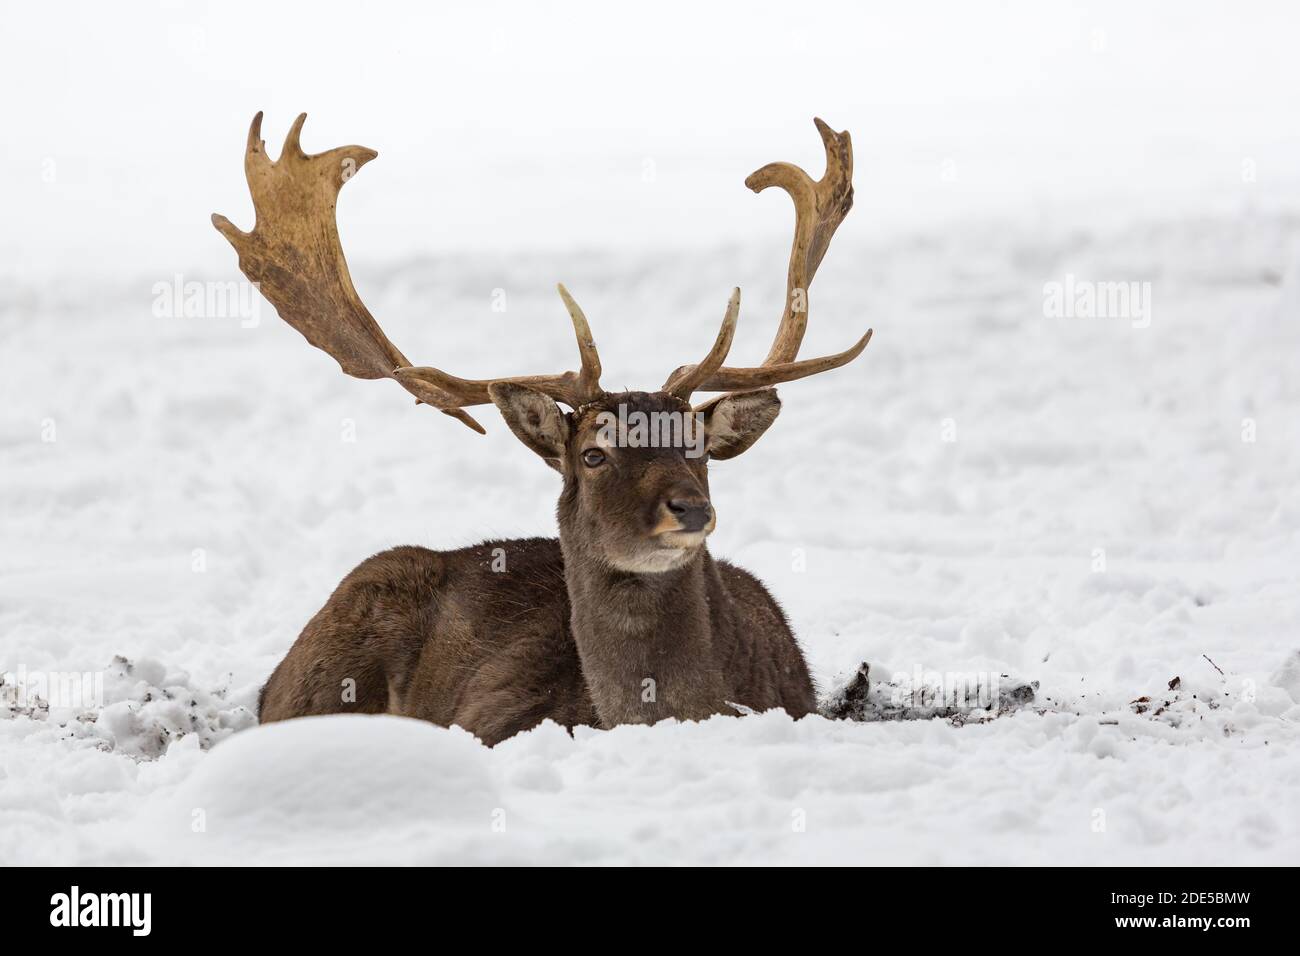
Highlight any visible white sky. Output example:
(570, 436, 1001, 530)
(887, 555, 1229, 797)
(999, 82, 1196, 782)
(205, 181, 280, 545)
(2, 0, 1298, 280)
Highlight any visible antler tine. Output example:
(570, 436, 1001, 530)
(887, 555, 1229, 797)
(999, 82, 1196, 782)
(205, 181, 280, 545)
(689, 328, 871, 392)
(661, 117, 871, 401)
(282, 112, 308, 160)
(663, 289, 740, 400)
(556, 283, 604, 403)
(393, 284, 606, 409)
(246, 110, 264, 153)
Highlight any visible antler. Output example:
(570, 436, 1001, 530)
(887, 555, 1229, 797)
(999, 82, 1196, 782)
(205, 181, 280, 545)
(213, 113, 605, 433)
(662, 117, 871, 401)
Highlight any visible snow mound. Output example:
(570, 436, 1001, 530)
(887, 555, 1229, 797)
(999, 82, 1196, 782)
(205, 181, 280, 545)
(150, 716, 497, 864)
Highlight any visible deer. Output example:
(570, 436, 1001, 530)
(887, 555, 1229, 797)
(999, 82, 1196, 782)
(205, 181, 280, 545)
(213, 112, 870, 746)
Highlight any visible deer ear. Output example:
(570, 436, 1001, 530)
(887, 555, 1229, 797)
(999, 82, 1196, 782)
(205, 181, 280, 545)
(700, 388, 781, 460)
(488, 382, 570, 471)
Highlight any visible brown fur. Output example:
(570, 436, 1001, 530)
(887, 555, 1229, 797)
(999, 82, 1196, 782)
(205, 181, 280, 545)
(259, 389, 816, 745)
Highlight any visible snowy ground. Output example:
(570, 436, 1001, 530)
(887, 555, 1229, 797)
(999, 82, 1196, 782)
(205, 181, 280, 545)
(3, 208, 1300, 865)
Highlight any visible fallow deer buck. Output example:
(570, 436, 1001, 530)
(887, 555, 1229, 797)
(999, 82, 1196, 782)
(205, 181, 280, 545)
(214, 113, 871, 745)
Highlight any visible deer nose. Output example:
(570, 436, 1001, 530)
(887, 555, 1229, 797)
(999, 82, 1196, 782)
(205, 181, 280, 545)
(666, 497, 713, 533)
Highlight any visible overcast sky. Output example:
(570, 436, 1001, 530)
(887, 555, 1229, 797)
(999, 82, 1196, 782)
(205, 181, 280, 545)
(2, 0, 1298, 281)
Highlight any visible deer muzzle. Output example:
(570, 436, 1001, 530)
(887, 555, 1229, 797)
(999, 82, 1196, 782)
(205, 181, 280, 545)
(651, 491, 715, 545)
(666, 497, 713, 533)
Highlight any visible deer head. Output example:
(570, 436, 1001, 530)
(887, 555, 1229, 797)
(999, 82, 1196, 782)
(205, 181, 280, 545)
(213, 114, 870, 573)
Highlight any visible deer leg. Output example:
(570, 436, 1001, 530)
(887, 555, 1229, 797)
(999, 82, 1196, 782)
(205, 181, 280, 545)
(257, 546, 445, 723)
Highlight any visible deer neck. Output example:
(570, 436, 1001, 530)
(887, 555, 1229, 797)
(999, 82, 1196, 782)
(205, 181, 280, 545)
(559, 540, 731, 728)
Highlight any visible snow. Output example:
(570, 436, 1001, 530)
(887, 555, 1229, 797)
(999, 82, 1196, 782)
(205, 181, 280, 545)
(3, 201, 1300, 864)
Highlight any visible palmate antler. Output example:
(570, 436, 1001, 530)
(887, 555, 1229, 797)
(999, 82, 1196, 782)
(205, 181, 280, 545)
(214, 113, 869, 430)
(212, 113, 606, 433)
(662, 118, 871, 402)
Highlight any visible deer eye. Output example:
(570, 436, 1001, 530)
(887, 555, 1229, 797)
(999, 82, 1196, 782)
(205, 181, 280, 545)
(581, 449, 606, 468)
